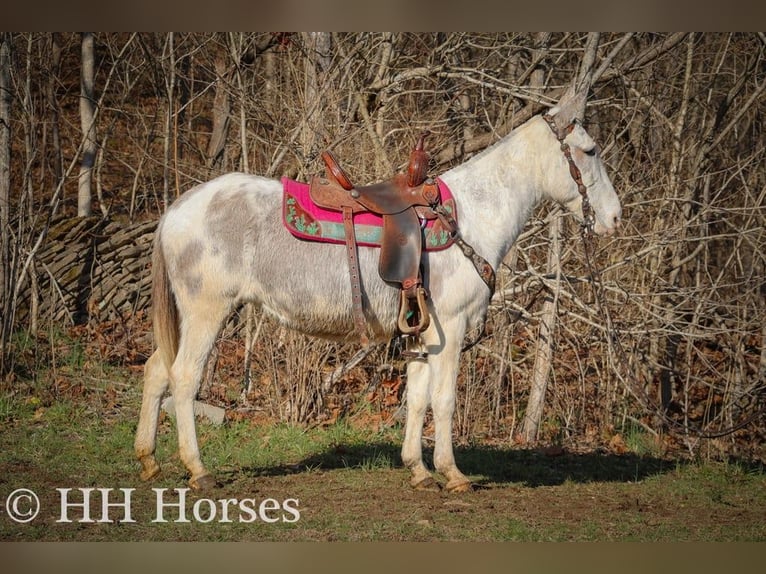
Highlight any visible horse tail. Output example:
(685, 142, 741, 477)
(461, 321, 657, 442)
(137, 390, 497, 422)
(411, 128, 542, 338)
(151, 225, 180, 370)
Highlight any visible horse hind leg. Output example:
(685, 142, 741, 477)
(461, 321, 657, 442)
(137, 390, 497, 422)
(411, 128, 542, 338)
(169, 302, 228, 490)
(134, 349, 170, 481)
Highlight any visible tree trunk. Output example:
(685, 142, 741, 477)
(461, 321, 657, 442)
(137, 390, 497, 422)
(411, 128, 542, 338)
(163, 32, 176, 207)
(78, 32, 96, 217)
(47, 33, 63, 192)
(21, 34, 39, 335)
(521, 32, 598, 442)
(0, 32, 12, 373)
(229, 32, 250, 174)
(522, 215, 562, 441)
(648, 34, 695, 417)
(206, 42, 231, 169)
(299, 32, 332, 164)
(520, 32, 554, 442)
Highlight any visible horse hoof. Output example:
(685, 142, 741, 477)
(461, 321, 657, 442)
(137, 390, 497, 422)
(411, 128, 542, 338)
(189, 473, 217, 490)
(445, 479, 473, 493)
(413, 476, 441, 492)
(138, 457, 161, 482)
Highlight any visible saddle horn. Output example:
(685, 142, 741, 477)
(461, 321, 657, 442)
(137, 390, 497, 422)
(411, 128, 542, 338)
(407, 131, 431, 188)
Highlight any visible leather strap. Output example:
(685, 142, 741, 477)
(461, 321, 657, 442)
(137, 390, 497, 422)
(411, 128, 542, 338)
(433, 203, 496, 297)
(541, 113, 595, 232)
(342, 206, 369, 345)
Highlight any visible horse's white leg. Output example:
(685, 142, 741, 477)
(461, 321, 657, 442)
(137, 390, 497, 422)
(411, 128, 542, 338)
(170, 303, 227, 490)
(401, 355, 437, 490)
(134, 349, 169, 481)
(430, 316, 472, 492)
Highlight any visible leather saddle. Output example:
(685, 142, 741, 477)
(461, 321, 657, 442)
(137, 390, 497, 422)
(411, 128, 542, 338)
(309, 132, 442, 345)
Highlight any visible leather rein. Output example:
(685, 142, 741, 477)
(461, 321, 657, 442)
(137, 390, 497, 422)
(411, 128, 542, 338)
(541, 113, 596, 234)
(427, 113, 593, 306)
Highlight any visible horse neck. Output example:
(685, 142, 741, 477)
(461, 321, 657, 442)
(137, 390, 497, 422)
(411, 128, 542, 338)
(440, 118, 549, 268)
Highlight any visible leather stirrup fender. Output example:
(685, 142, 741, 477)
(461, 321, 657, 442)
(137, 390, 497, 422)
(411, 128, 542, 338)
(342, 205, 369, 346)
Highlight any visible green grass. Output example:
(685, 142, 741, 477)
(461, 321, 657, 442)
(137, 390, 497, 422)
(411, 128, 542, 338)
(1, 369, 764, 541)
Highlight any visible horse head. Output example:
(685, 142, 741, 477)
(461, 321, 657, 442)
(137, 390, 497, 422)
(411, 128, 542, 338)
(544, 94, 622, 237)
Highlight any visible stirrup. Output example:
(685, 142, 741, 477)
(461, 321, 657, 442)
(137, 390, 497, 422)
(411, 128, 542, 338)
(397, 287, 430, 336)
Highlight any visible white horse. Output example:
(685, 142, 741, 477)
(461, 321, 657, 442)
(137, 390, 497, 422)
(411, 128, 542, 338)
(134, 95, 622, 492)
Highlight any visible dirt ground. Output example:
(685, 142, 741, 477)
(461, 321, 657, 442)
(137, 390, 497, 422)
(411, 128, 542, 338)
(1, 340, 764, 542)
(2, 413, 764, 542)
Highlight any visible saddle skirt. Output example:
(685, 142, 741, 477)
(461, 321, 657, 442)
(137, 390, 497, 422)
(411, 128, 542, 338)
(282, 176, 457, 251)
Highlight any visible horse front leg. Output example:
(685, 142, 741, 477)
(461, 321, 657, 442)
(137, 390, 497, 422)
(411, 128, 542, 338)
(429, 316, 472, 492)
(400, 353, 438, 490)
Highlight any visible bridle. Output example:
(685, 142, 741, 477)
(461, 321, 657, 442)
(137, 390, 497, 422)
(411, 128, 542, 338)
(445, 112, 601, 352)
(541, 113, 596, 234)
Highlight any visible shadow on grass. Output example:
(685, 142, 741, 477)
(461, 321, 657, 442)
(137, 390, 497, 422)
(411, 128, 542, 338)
(225, 441, 766, 488)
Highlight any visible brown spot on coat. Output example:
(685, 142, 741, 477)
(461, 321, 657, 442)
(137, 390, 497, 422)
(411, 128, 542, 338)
(205, 188, 254, 267)
(171, 239, 205, 296)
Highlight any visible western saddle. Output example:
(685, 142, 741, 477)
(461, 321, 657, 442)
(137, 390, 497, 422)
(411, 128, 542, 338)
(309, 132, 443, 346)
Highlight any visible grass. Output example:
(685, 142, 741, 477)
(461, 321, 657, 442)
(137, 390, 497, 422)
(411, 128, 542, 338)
(1, 364, 765, 541)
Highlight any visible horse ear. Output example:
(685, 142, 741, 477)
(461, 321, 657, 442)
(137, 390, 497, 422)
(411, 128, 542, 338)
(549, 83, 587, 133)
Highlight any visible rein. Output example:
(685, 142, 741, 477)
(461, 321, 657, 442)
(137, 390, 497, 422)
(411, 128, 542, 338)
(542, 112, 759, 440)
(542, 113, 595, 234)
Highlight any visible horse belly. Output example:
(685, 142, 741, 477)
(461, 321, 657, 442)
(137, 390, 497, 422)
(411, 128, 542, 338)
(247, 239, 401, 341)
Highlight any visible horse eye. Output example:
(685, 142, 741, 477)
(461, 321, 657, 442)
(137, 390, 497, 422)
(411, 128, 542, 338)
(584, 147, 597, 157)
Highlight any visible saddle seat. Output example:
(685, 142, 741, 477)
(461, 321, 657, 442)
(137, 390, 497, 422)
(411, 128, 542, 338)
(308, 134, 444, 345)
(312, 159, 440, 216)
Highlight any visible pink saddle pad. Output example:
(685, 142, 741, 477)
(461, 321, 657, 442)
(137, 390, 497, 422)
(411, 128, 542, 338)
(282, 177, 456, 251)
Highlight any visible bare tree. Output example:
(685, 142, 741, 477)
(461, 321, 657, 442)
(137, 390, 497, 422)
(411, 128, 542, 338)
(0, 33, 763, 454)
(78, 32, 96, 217)
(47, 33, 63, 193)
(206, 34, 232, 170)
(162, 32, 176, 206)
(522, 33, 600, 441)
(0, 32, 11, 374)
(299, 32, 332, 164)
(520, 31, 557, 442)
